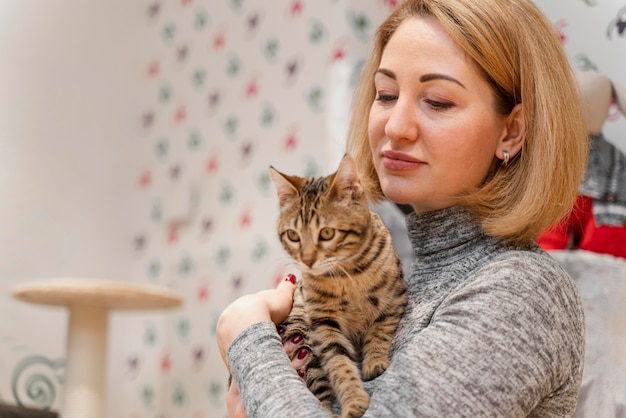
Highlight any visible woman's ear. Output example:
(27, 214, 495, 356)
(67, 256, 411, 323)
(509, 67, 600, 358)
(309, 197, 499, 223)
(497, 103, 525, 161)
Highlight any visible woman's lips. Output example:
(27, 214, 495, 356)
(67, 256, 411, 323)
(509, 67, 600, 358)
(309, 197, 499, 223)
(381, 150, 423, 171)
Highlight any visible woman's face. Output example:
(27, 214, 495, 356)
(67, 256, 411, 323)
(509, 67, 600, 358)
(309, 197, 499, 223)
(368, 17, 510, 213)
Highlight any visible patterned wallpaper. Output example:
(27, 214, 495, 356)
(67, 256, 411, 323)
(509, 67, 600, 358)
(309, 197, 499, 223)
(115, 1, 395, 417)
(1, 1, 624, 417)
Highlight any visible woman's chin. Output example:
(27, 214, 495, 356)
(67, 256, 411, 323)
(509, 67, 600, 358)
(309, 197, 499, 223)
(381, 189, 415, 206)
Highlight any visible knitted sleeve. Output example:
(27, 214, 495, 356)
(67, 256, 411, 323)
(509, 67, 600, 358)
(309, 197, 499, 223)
(227, 251, 584, 417)
(227, 321, 329, 417)
(363, 252, 584, 417)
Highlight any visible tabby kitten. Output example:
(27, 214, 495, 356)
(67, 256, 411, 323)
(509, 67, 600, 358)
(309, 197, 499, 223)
(269, 155, 407, 418)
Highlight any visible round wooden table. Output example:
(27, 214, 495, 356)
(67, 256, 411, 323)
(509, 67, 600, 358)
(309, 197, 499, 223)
(12, 278, 183, 418)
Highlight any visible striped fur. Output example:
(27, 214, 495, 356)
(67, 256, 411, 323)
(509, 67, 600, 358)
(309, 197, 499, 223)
(270, 155, 407, 418)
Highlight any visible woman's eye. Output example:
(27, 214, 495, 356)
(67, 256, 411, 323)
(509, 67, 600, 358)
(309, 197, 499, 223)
(375, 94, 397, 102)
(319, 227, 335, 241)
(286, 230, 300, 242)
(425, 99, 453, 110)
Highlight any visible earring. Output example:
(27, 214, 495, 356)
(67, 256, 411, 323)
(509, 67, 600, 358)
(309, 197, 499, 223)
(502, 151, 510, 165)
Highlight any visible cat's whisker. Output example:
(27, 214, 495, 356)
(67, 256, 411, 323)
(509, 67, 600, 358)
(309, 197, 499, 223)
(269, 255, 298, 265)
(335, 264, 356, 285)
(268, 256, 302, 273)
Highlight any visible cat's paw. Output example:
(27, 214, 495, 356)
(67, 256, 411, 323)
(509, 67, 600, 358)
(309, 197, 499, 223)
(361, 358, 389, 381)
(341, 391, 369, 418)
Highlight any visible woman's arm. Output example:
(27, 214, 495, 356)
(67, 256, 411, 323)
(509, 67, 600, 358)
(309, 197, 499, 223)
(227, 321, 329, 417)
(219, 254, 583, 417)
(362, 253, 584, 417)
(217, 275, 331, 417)
(217, 275, 297, 366)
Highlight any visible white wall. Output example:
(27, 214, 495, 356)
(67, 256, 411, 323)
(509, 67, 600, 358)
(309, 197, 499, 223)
(0, 0, 144, 280)
(0, 0, 144, 410)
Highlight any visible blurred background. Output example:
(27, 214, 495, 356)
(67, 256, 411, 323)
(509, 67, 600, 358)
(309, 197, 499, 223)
(0, 1, 624, 417)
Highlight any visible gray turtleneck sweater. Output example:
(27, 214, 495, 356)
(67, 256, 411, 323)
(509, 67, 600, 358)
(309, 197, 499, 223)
(226, 207, 585, 417)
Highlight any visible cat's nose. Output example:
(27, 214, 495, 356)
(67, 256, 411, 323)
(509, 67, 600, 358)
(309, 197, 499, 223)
(302, 259, 315, 267)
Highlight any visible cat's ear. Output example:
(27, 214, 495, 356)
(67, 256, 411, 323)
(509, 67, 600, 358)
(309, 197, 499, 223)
(329, 155, 363, 201)
(269, 166, 302, 206)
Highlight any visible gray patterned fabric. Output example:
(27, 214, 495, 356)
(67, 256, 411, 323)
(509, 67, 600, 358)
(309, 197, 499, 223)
(226, 206, 585, 417)
(579, 134, 626, 226)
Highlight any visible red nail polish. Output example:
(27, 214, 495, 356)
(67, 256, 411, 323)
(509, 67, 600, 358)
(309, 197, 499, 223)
(290, 334, 303, 344)
(284, 274, 296, 284)
(297, 348, 308, 360)
(297, 369, 305, 378)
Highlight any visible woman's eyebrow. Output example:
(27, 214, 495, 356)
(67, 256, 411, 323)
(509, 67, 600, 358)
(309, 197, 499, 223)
(375, 68, 396, 79)
(420, 73, 466, 89)
(376, 68, 466, 89)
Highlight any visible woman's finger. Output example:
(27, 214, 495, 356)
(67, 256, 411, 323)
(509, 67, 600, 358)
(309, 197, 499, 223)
(283, 333, 304, 356)
(226, 379, 246, 418)
(291, 346, 310, 372)
(271, 273, 298, 321)
(260, 274, 298, 324)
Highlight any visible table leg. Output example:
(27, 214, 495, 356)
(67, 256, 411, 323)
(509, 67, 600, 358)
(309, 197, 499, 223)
(62, 305, 109, 418)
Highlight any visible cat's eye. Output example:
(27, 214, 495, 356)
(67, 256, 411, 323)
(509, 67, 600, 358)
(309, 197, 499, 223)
(319, 227, 335, 241)
(286, 230, 300, 242)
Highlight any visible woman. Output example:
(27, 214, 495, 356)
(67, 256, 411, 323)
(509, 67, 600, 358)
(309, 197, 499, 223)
(217, 0, 588, 416)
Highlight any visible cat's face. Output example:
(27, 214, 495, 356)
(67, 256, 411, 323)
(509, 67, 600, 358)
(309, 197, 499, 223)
(270, 156, 371, 275)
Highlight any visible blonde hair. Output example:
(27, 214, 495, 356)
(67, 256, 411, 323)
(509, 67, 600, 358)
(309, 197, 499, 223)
(346, 0, 587, 245)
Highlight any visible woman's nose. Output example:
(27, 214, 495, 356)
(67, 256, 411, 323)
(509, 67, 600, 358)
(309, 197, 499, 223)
(384, 98, 418, 142)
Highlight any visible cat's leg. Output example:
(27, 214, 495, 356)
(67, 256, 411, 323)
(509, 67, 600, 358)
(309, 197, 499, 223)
(278, 281, 306, 341)
(303, 354, 335, 412)
(325, 353, 369, 418)
(360, 308, 404, 380)
(315, 333, 369, 418)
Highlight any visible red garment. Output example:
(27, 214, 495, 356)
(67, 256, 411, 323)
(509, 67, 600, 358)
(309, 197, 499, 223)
(537, 195, 626, 258)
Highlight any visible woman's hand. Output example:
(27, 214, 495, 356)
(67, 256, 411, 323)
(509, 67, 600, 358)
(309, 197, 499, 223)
(282, 332, 310, 378)
(226, 336, 310, 418)
(221, 274, 307, 418)
(226, 379, 246, 418)
(217, 274, 298, 366)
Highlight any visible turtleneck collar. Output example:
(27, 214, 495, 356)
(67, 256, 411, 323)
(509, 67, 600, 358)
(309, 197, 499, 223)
(405, 206, 496, 267)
